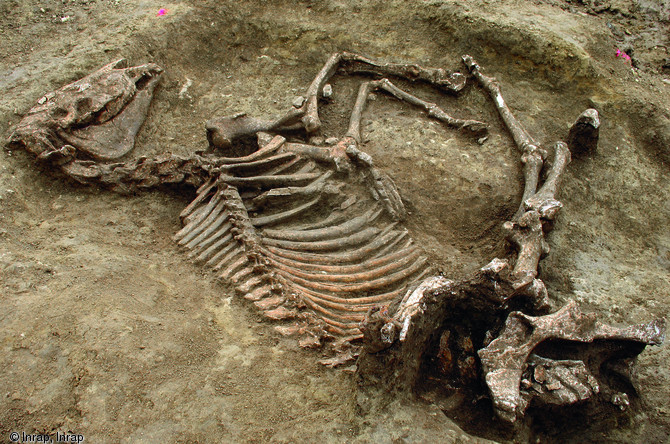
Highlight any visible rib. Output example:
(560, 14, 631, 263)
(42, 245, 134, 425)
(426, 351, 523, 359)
(211, 244, 243, 270)
(178, 198, 226, 246)
(371, 234, 412, 259)
(298, 292, 366, 322)
(222, 172, 322, 189)
(265, 156, 305, 176)
(285, 209, 347, 231)
(269, 248, 422, 283)
(264, 227, 404, 264)
(276, 255, 427, 293)
(262, 227, 381, 252)
(262, 208, 381, 242)
(188, 223, 232, 260)
(219, 255, 248, 280)
(179, 177, 216, 220)
(291, 283, 404, 311)
(300, 284, 409, 305)
(217, 152, 296, 175)
(266, 245, 420, 274)
(320, 316, 361, 331)
(174, 190, 222, 241)
(250, 171, 334, 209)
(184, 215, 230, 250)
(251, 195, 322, 227)
(291, 160, 317, 175)
(213, 135, 286, 165)
(194, 232, 233, 262)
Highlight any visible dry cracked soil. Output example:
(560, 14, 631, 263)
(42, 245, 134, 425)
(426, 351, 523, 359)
(1, 0, 669, 443)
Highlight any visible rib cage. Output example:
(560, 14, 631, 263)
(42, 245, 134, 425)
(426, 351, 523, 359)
(175, 134, 432, 362)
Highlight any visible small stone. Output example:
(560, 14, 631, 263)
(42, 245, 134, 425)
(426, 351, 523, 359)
(139, 226, 152, 236)
(322, 84, 333, 98)
(325, 137, 339, 145)
(292, 96, 305, 108)
(611, 392, 630, 410)
(309, 136, 324, 146)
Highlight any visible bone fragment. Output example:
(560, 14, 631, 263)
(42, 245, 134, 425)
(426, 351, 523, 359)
(319, 351, 357, 368)
(249, 171, 333, 209)
(237, 275, 264, 294)
(244, 285, 272, 302)
(520, 354, 600, 410)
(254, 295, 285, 310)
(263, 306, 298, 321)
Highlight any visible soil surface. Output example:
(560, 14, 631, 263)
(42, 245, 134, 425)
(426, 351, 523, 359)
(1, 0, 668, 442)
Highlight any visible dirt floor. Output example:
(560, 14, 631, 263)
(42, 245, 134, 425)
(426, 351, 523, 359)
(1, 0, 669, 442)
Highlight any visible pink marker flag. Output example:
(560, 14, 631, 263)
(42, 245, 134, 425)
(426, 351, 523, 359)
(157, 8, 167, 16)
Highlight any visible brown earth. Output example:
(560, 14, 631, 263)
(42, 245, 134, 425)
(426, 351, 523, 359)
(1, 0, 668, 442)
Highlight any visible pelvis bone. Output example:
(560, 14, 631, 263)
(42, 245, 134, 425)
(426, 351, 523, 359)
(7, 54, 665, 428)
